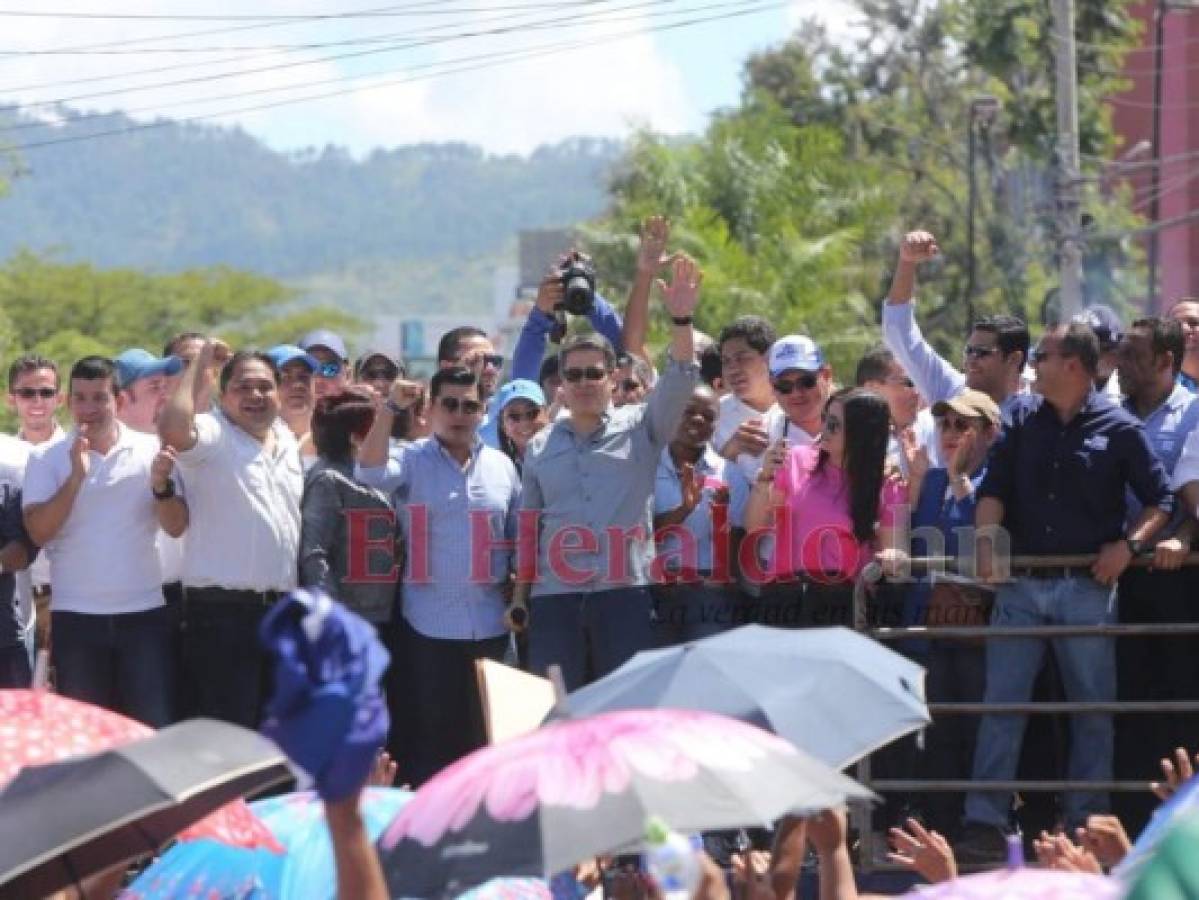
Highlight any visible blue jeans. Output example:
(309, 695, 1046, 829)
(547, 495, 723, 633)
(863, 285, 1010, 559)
(0, 642, 31, 688)
(52, 607, 174, 727)
(964, 576, 1116, 830)
(528, 587, 654, 691)
(652, 583, 736, 647)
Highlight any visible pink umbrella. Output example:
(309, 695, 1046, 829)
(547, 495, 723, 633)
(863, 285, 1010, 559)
(378, 708, 873, 898)
(901, 868, 1122, 899)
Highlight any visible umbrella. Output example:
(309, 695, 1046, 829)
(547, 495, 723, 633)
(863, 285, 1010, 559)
(556, 624, 929, 768)
(1111, 775, 1199, 881)
(1122, 811, 1199, 900)
(0, 718, 292, 898)
(377, 708, 875, 898)
(0, 688, 152, 783)
(901, 869, 1121, 899)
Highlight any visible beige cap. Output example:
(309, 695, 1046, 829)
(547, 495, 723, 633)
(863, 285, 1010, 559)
(931, 389, 1001, 426)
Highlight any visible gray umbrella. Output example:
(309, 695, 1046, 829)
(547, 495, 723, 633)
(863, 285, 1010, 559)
(0, 718, 292, 898)
(556, 624, 929, 769)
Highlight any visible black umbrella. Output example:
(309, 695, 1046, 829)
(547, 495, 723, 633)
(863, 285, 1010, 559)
(0, 718, 292, 899)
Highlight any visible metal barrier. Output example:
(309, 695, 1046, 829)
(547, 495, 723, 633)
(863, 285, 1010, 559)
(849, 551, 1199, 872)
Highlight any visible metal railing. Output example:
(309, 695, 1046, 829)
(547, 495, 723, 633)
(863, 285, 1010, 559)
(849, 551, 1199, 872)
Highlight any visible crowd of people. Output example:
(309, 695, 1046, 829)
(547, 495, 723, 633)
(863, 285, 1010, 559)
(4, 220, 1199, 878)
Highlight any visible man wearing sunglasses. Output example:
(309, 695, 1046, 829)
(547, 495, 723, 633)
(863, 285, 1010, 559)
(883, 230, 1029, 423)
(299, 329, 352, 400)
(438, 326, 508, 449)
(959, 323, 1172, 863)
(516, 255, 702, 691)
(856, 344, 939, 473)
(356, 366, 521, 786)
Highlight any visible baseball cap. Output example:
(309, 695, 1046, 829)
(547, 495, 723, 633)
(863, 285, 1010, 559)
(931, 388, 1001, 427)
(1073, 305, 1124, 351)
(767, 335, 826, 377)
(298, 329, 349, 361)
(114, 349, 183, 390)
(267, 344, 319, 373)
(353, 349, 406, 380)
(496, 379, 547, 412)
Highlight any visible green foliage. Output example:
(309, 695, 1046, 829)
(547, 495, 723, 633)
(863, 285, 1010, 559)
(595, 0, 1145, 368)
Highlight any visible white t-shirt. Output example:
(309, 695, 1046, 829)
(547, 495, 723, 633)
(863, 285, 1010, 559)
(23, 424, 164, 615)
(712, 394, 785, 482)
(175, 411, 303, 593)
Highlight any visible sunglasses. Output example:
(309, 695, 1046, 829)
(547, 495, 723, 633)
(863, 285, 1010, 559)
(773, 372, 819, 394)
(823, 416, 843, 435)
(361, 366, 399, 382)
(316, 360, 344, 378)
(617, 379, 643, 393)
(885, 375, 916, 389)
(504, 408, 542, 424)
(963, 345, 1000, 360)
(938, 416, 978, 434)
(438, 396, 483, 415)
(1030, 348, 1072, 364)
(13, 387, 57, 400)
(563, 366, 608, 383)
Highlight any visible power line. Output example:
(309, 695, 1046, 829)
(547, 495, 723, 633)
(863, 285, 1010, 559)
(1, 0, 671, 115)
(4, 1, 784, 153)
(0, 3, 587, 20)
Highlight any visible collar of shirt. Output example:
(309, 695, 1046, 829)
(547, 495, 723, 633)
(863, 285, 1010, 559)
(67, 421, 139, 458)
(1123, 382, 1193, 423)
(1028, 386, 1109, 427)
(662, 444, 724, 480)
(430, 434, 484, 472)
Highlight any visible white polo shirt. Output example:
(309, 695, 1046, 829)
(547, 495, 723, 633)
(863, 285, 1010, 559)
(175, 411, 303, 593)
(23, 424, 164, 615)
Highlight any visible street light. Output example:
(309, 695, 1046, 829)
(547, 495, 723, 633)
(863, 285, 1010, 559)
(1148, 0, 1199, 311)
(967, 95, 1001, 334)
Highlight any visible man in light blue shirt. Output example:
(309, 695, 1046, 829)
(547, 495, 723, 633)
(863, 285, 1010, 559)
(516, 256, 702, 690)
(357, 366, 520, 786)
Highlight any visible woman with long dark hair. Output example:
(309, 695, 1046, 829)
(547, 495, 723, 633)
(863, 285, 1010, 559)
(743, 387, 906, 627)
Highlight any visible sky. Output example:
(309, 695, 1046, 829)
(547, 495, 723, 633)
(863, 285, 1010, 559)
(0, 0, 860, 157)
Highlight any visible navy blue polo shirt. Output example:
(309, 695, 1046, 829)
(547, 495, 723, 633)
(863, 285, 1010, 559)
(978, 390, 1173, 555)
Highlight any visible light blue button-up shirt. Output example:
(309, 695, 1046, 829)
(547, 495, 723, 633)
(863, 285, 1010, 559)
(521, 359, 699, 598)
(357, 436, 520, 640)
(1123, 382, 1199, 529)
(653, 446, 729, 574)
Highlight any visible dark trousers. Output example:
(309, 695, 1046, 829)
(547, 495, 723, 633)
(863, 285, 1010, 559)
(393, 616, 507, 787)
(181, 588, 276, 728)
(651, 583, 736, 647)
(918, 641, 986, 837)
(527, 587, 654, 691)
(0, 643, 31, 688)
(1115, 567, 1199, 833)
(52, 607, 174, 727)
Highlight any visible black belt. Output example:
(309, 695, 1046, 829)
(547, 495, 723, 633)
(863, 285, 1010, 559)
(186, 586, 281, 607)
(1012, 567, 1094, 580)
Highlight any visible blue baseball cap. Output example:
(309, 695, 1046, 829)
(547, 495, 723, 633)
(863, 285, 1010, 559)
(1073, 304, 1124, 350)
(767, 335, 826, 377)
(267, 344, 320, 373)
(114, 349, 183, 390)
(495, 379, 546, 412)
(299, 329, 349, 361)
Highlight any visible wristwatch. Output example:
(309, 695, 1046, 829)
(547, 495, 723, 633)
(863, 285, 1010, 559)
(152, 481, 176, 501)
(1124, 537, 1144, 556)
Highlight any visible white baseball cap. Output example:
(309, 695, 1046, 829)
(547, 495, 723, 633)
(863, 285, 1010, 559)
(767, 335, 826, 377)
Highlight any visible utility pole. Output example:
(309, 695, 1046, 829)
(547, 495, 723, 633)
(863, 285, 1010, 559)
(1051, 0, 1085, 320)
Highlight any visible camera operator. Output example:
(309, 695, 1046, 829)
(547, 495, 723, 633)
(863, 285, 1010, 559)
(510, 250, 625, 385)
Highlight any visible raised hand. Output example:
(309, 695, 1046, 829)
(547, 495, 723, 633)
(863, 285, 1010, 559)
(898, 230, 939, 264)
(1033, 831, 1102, 874)
(1075, 815, 1131, 869)
(679, 463, 702, 513)
(729, 418, 769, 458)
(388, 379, 424, 411)
(947, 428, 979, 481)
(887, 818, 956, 883)
(758, 438, 789, 484)
(1152, 746, 1199, 802)
(637, 215, 675, 275)
(151, 445, 178, 493)
(657, 254, 702, 319)
(535, 273, 564, 315)
(367, 751, 398, 788)
(730, 850, 774, 900)
(897, 427, 929, 484)
(804, 807, 848, 857)
(69, 426, 91, 479)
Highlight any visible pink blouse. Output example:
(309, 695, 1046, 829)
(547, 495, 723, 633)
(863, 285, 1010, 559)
(770, 444, 907, 581)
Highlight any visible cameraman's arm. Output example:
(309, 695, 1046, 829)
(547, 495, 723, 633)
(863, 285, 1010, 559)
(511, 275, 561, 383)
(588, 294, 625, 356)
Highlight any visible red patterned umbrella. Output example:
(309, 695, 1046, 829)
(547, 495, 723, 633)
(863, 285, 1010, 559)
(0, 690, 281, 851)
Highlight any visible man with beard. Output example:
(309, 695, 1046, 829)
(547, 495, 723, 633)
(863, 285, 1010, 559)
(159, 342, 303, 727)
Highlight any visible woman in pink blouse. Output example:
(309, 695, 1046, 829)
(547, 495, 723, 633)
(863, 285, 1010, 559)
(743, 387, 907, 628)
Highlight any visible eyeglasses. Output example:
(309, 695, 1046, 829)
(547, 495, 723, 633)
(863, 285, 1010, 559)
(360, 366, 399, 382)
(316, 360, 344, 378)
(438, 395, 483, 415)
(13, 388, 57, 400)
(772, 372, 819, 394)
(963, 345, 1000, 360)
(618, 379, 643, 393)
(563, 366, 608, 383)
(885, 375, 916, 389)
(1030, 348, 1073, 364)
(504, 408, 541, 424)
(937, 416, 978, 434)
(823, 416, 843, 435)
